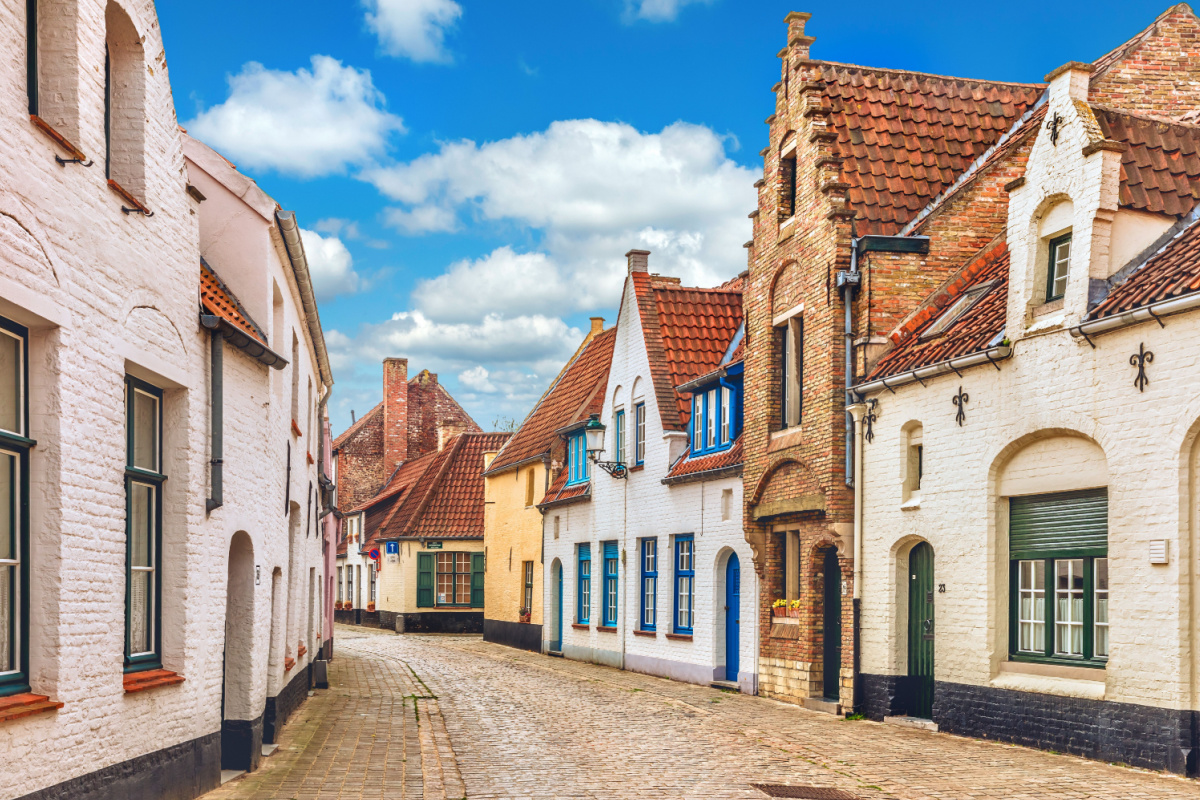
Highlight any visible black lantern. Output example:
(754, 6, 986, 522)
(584, 413, 627, 479)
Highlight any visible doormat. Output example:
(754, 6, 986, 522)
(750, 786, 861, 799)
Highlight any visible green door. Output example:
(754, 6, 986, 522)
(822, 548, 842, 701)
(907, 542, 935, 718)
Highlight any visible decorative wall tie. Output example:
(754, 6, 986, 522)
(864, 398, 878, 444)
(1130, 343, 1154, 392)
(952, 386, 969, 426)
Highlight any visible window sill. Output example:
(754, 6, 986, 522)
(993, 660, 1105, 700)
(284, 658, 296, 673)
(777, 224, 796, 244)
(769, 622, 801, 640)
(768, 427, 804, 453)
(596, 625, 617, 633)
(665, 632, 693, 641)
(123, 669, 184, 694)
(291, 419, 303, 437)
(900, 496, 921, 511)
(1034, 298, 1065, 316)
(29, 114, 87, 162)
(633, 629, 657, 637)
(297, 644, 307, 658)
(571, 623, 591, 630)
(108, 179, 151, 215)
(628, 464, 645, 473)
(0, 692, 63, 723)
(307, 451, 315, 465)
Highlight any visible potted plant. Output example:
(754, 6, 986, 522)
(519, 607, 532, 624)
(367, 602, 376, 613)
(788, 599, 802, 618)
(772, 599, 787, 618)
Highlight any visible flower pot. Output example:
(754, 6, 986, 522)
(788, 607, 800, 618)
(367, 603, 376, 613)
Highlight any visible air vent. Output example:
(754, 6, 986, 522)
(751, 785, 861, 799)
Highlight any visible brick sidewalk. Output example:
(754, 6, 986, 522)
(210, 625, 1200, 799)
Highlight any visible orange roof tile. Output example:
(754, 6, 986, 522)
(1094, 107, 1200, 218)
(537, 466, 590, 508)
(665, 438, 743, 482)
(200, 261, 266, 344)
(487, 328, 617, 475)
(1090, 213, 1200, 320)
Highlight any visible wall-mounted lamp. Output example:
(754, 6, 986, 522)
(584, 414, 627, 479)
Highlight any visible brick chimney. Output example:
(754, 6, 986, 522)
(626, 249, 650, 274)
(589, 317, 605, 335)
(382, 357, 409, 477)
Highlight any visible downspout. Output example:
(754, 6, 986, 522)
(848, 402, 866, 712)
(841, 243, 860, 489)
(206, 332, 224, 514)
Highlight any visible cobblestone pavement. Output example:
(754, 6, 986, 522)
(209, 624, 1200, 799)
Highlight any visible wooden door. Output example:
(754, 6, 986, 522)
(908, 542, 935, 718)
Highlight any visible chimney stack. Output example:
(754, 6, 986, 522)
(438, 422, 468, 452)
(626, 249, 650, 274)
(382, 357, 409, 477)
(590, 317, 605, 335)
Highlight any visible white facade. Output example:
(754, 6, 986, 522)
(854, 65, 1200, 770)
(0, 2, 333, 796)
(543, 256, 757, 693)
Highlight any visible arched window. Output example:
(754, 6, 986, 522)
(28, 0, 82, 149)
(1037, 200, 1074, 305)
(105, 2, 146, 201)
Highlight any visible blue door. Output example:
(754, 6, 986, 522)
(725, 553, 740, 682)
(552, 562, 563, 652)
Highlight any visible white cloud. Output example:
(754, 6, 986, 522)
(364, 0, 462, 63)
(622, 0, 714, 23)
(300, 228, 361, 302)
(412, 247, 572, 323)
(186, 56, 405, 178)
(458, 366, 496, 393)
(364, 119, 755, 296)
(314, 217, 390, 249)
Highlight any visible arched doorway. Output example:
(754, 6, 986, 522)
(725, 553, 740, 683)
(821, 548, 842, 701)
(907, 542, 935, 719)
(222, 532, 259, 772)
(549, 559, 563, 653)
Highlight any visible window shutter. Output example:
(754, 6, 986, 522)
(1010, 489, 1108, 559)
(417, 553, 434, 608)
(471, 553, 485, 607)
(603, 541, 618, 561)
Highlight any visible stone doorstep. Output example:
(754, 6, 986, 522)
(547, 650, 564, 658)
(802, 697, 841, 715)
(710, 680, 740, 692)
(220, 769, 246, 785)
(884, 715, 939, 732)
(261, 743, 280, 757)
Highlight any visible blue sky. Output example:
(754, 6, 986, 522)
(157, 0, 1172, 435)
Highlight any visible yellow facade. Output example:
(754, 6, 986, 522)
(482, 454, 546, 626)
(374, 538, 486, 614)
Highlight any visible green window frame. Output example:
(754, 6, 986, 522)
(431, 551, 483, 608)
(1008, 489, 1108, 667)
(1045, 233, 1072, 302)
(0, 317, 33, 697)
(125, 376, 164, 672)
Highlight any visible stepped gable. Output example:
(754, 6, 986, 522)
(816, 63, 1043, 235)
(633, 272, 743, 430)
(486, 327, 617, 475)
(1090, 214, 1200, 320)
(868, 239, 1010, 380)
(1094, 107, 1200, 218)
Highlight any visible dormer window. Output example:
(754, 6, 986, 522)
(691, 382, 740, 456)
(921, 282, 998, 340)
(566, 430, 589, 486)
(1046, 233, 1072, 302)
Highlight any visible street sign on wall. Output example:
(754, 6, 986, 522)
(426, 541, 443, 550)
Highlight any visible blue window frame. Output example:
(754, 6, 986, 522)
(614, 410, 626, 465)
(577, 544, 591, 624)
(602, 541, 618, 627)
(566, 430, 589, 486)
(674, 535, 694, 634)
(691, 380, 741, 456)
(640, 538, 657, 631)
(634, 403, 646, 465)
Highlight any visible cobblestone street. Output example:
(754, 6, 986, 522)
(206, 625, 1200, 799)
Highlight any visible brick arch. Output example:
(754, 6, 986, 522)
(750, 456, 824, 508)
(768, 259, 800, 322)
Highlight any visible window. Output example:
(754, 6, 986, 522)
(104, 2, 147, 200)
(674, 535, 694, 634)
(1046, 233, 1072, 302)
(0, 318, 30, 697)
(522, 561, 534, 614)
(125, 376, 163, 670)
(921, 282, 997, 339)
(634, 403, 646, 465)
(355, 565, 361, 607)
(346, 566, 354, 607)
(691, 382, 740, 455)
(1009, 489, 1108, 665)
(337, 566, 343, 602)
(614, 409, 626, 465)
(601, 542, 618, 627)
(721, 386, 731, 443)
(781, 530, 801, 601)
(903, 425, 924, 502)
(27, 0, 82, 146)
(369, 562, 377, 602)
(778, 317, 803, 430)
(524, 468, 535, 507)
(779, 140, 797, 222)
(577, 544, 591, 624)
(436, 553, 473, 605)
(640, 538, 657, 631)
(566, 430, 589, 486)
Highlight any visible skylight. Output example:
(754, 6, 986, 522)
(920, 282, 997, 339)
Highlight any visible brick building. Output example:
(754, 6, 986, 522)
(332, 359, 482, 628)
(741, 12, 1043, 711)
(849, 5, 1200, 774)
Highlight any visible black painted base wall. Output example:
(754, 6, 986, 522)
(360, 610, 381, 627)
(334, 608, 361, 625)
(399, 611, 483, 633)
(19, 732, 221, 800)
(483, 618, 542, 652)
(379, 610, 398, 630)
(321, 637, 334, 661)
(221, 714, 263, 773)
(861, 673, 1199, 776)
(264, 665, 311, 744)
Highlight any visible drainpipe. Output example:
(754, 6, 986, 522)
(206, 332, 224, 514)
(847, 402, 866, 712)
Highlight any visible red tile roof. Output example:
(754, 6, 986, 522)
(1090, 214, 1200, 320)
(1094, 106, 1200, 218)
(356, 432, 510, 542)
(665, 438, 743, 481)
(632, 273, 743, 431)
(200, 261, 267, 343)
(487, 328, 617, 475)
(868, 240, 1010, 380)
(817, 64, 1043, 235)
(538, 466, 591, 508)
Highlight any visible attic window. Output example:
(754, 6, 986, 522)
(920, 282, 997, 340)
(778, 134, 797, 223)
(1046, 233, 1072, 302)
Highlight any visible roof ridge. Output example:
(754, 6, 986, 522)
(332, 401, 383, 450)
(1090, 3, 1195, 81)
(631, 271, 684, 432)
(1090, 102, 1200, 130)
(814, 59, 1046, 88)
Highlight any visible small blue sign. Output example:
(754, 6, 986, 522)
(386, 541, 399, 555)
